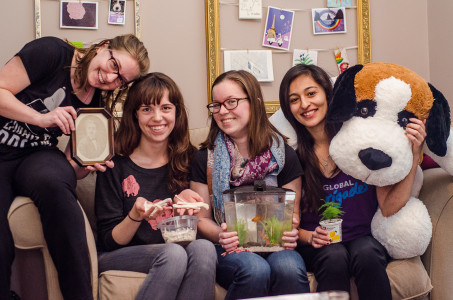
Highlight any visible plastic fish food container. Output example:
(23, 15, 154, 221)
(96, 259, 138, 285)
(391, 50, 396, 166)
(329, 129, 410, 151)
(157, 215, 199, 246)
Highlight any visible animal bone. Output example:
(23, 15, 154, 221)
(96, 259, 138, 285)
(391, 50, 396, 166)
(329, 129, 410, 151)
(144, 198, 172, 218)
(173, 202, 209, 211)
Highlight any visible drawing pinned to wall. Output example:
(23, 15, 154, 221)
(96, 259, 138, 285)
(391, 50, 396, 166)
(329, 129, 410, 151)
(292, 49, 318, 66)
(60, 1, 98, 29)
(312, 7, 346, 35)
(224, 50, 274, 82)
(334, 48, 350, 73)
(239, 0, 262, 20)
(108, 0, 126, 25)
(327, 0, 352, 8)
(262, 7, 294, 51)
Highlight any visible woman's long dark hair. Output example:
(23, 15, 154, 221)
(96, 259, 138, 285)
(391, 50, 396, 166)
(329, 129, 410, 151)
(279, 65, 340, 213)
(115, 72, 195, 194)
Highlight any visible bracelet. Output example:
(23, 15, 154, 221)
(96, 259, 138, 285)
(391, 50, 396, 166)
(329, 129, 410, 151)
(127, 213, 142, 222)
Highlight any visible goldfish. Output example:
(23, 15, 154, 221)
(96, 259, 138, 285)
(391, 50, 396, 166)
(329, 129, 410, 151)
(252, 216, 262, 222)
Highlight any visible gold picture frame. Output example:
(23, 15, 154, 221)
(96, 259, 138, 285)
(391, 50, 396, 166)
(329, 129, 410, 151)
(34, 0, 141, 39)
(205, 0, 371, 113)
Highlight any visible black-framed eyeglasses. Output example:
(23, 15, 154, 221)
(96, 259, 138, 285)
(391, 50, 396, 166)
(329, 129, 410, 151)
(206, 97, 249, 113)
(107, 48, 129, 90)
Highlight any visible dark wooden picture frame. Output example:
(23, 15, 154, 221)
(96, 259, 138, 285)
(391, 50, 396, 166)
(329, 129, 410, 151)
(71, 108, 114, 166)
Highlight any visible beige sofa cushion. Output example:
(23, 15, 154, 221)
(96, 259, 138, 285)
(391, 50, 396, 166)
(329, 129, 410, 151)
(308, 256, 432, 300)
(99, 271, 146, 300)
(99, 270, 228, 300)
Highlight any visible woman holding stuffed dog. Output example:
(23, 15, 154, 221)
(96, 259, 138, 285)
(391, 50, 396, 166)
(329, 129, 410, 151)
(279, 64, 426, 299)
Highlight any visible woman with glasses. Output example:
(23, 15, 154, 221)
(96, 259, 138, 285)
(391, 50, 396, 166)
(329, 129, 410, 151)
(95, 73, 216, 300)
(0, 35, 149, 300)
(190, 70, 310, 300)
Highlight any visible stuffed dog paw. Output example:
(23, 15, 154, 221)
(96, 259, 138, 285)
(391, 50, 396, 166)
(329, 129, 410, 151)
(326, 62, 452, 259)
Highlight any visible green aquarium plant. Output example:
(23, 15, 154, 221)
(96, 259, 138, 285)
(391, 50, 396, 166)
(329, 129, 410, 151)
(318, 199, 344, 221)
(253, 216, 291, 246)
(234, 220, 248, 246)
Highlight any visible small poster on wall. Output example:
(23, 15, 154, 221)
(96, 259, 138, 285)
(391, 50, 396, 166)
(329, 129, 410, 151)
(334, 48, 350, 74)
(262, 7, 295, 51)
(239, 0, 262, 19)
(60, 1, 98, 29)
(327, 0, 352, 8)
(312, 8, 346, 35)
(224, 50, 274, 82)
(293, 49, 318, 66)
(108, 0, 126, 25)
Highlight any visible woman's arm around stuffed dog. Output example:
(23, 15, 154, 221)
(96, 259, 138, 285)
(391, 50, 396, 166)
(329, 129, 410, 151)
(376, 118, 426, 217)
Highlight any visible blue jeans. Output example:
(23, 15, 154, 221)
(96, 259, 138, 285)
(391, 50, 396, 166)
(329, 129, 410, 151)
(98, 239, 217, 300)
(215, 245, 309, 300)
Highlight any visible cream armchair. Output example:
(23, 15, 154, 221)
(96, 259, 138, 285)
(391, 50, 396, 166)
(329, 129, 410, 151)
(8, 128, 453, 300)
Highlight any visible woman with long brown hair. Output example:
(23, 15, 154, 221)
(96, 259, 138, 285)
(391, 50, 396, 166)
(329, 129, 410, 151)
(95, 73, 216, 300)
(279, 64, 426, 299)
(190, 70, 309, 300)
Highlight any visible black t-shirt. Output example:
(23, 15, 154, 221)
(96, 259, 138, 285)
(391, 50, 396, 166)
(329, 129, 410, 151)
(190, 143, 303, 188)
(0, 37, 100, 157)
(95, 155, 176, 252)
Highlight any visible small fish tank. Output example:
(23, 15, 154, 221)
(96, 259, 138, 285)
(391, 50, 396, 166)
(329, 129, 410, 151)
(223, 180, 295, 252)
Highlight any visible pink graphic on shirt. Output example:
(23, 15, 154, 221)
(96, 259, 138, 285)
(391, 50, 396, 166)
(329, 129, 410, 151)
(148, 199, 174, 230)
(122, 175, 140, 197)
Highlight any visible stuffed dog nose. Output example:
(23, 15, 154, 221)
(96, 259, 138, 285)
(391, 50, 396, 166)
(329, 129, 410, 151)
(358, 148, 392, 170)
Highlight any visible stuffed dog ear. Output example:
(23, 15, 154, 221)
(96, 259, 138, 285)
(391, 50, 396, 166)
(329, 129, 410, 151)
(327, 64, 363, 122)
(425, 83, 451, 157)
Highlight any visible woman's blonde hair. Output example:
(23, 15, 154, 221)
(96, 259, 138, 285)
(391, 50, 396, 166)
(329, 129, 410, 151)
(71, 34, 150, 112)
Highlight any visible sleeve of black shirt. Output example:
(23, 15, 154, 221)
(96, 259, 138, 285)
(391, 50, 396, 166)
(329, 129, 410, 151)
(189, 148, 208, 184)
(95, 161, 128, 252)
(277, 143, 304, 187)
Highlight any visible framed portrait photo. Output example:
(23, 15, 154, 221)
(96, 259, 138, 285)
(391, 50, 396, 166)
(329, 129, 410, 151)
(71, 108, 114, 167)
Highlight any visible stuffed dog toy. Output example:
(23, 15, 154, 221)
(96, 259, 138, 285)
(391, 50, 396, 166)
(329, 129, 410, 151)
(326, 62, 452, 259)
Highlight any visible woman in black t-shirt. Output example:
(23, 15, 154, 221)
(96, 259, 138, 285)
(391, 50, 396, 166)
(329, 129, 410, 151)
(0, 35, 149, 300)
(95, 73, 216, 300)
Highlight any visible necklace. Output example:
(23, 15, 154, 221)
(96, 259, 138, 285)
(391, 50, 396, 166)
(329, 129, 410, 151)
(81, 87, 94, 104)
(322, 155, 331, 168)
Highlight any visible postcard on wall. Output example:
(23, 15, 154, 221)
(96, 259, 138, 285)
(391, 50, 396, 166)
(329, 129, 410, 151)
(334, 48, 350, 74)
(312, 8, 346, 35)
(262, 7, 295, 51)
(224, 50, 274, 82)
(292, 49, 318, 67)
(327, 0, 352, 8)
(108, 0, 126, 25)
(60, 1, 98, 29)
(239, 0, 262, 19)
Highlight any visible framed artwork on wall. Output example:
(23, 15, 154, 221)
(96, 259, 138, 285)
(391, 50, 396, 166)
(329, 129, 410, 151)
(34, 0, 142, 39)
(71, 108, 114, 167)
(205, 0, 371, 114)
(60, 1, 98, 30)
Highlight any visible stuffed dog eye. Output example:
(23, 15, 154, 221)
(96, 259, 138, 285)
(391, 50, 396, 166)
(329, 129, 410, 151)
(355, 99, 376, 118)
(397, 110, 416, 129)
